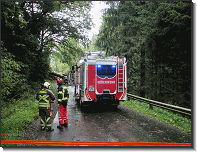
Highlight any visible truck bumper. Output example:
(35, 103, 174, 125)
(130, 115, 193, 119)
(95, 94, 119, 106)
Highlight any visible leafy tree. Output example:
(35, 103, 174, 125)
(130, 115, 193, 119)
(87, 35, 101, 51)
(50, 54, 70, 75)
(1, 1, 93, 103)
(1, 42, 27, 102)
(95, 1, 191, 108)
(54, 37, 85, 68)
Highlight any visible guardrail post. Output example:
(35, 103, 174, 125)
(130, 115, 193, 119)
(127, 95, 130, 101)
(127, 93, 191, 116)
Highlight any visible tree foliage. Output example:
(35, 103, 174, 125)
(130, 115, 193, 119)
(1, 1, 93, 103)
(52, 37, 85, 69)
(96, 1, 191, 108)
(86, 35, 101, 51)
(1, 43, 27, 102)
(50, 53, 70, 75)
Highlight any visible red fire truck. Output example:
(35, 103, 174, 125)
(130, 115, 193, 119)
(74, 51, 127, 108)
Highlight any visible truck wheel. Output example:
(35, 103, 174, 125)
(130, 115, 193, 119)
(77, 99, 80, 106)
(80, 100, 82, 107)
(80, 101, 86, 111)
(80, 100, 83, 107)
(111, 105, 118, 110)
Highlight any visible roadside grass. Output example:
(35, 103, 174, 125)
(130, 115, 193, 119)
(1, 92, 39, 146)
(49, 80, 58, 95)
(120, 100, 191, 134)
(1, 80, 57, 146)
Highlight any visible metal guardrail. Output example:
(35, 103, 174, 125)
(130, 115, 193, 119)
(127, 94, 191, 116)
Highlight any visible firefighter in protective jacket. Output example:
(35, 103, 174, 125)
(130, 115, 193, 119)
(36, 82, 55, 131)
(57, 79, 69, 129)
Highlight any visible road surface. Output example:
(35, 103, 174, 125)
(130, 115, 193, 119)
(49, 86, 191, 143)
(23, 83, 191, 146)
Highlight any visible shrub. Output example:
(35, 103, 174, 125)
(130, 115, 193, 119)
(1, 45, 28, 103)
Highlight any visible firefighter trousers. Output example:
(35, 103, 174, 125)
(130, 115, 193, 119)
(58, 104, 68, 125)
(39, 109, 52, 130)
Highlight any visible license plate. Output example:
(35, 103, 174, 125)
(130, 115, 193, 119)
(89, 87, 94, 92)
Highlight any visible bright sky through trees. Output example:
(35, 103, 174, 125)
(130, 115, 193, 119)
(88, 1, 109, 39)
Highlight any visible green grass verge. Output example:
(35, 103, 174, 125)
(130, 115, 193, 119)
(120, 100, 191, 134)
(1, 80, 57, 146)
(49, 80, 58, 95)
(1, 93, 39, 146)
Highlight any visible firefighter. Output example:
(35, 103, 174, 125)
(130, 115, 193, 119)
(63, 74, 68, 85)
(57, 78, 61, 90)
(62, 74, 65, 84)
(36, 82, 55, 131)
(65, 75, 68, 84)
(57, 79, 69, 129)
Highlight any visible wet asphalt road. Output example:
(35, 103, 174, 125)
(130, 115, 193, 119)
(48, 85, 191, 143)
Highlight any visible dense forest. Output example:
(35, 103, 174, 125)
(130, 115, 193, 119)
(1, 1, 92, 103)
(95, 1, 191, 108)
(1, 1, 191, 109)
(1, 1, 192, 141)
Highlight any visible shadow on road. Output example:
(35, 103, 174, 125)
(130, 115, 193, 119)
(79, 104, 121, 113)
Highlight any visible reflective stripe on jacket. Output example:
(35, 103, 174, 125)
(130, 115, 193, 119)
(36, 88, 55, 109)
(58, 85, 69, 104)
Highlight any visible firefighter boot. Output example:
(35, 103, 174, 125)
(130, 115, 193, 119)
(57, 124, 63, 129)
(63, 124, 68, 127)
(46, 128, 54, 131)
(40, 126, 45, 131)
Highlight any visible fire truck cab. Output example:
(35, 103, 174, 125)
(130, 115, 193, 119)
(74, 51, 127, 108)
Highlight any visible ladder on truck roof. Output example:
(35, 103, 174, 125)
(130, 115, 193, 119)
(118, 57, 124, 92)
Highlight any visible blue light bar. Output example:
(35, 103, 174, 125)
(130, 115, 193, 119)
(112, 65, 116, 68)
(97, 65, 101, 68)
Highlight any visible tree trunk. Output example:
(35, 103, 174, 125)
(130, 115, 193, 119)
(154, 64, 158, 101)
(140, 44, 145, 98)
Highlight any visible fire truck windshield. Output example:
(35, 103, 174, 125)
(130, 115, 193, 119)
(97, 65, 116, 78)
